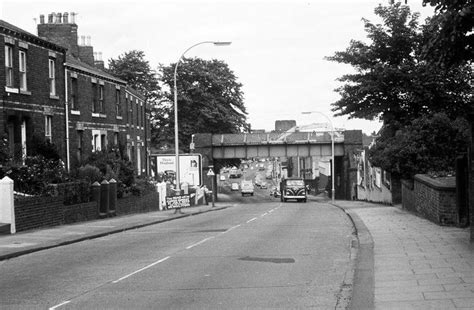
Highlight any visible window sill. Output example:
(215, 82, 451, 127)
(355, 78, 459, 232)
(92, 113, 107, 118)
(50, 94, 59, 100)
(20, 89, 31, 95)
(71, 110, 81, 115)
(116, 116, 123, 120)
(5, 86, 18, 94)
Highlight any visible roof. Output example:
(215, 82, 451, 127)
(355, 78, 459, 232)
(65, 55, 127, 85)
(0, 19, 66, 52)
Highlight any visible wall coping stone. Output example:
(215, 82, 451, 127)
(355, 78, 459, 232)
(414, 174, 455, 191)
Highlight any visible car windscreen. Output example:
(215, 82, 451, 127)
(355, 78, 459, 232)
(286, 180, 304, 186)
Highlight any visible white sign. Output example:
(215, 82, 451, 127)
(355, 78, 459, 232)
(207, 168, 215, 176)
(150, 154, 202, 186)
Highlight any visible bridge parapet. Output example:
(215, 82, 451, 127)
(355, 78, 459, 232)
(209, 131, 344, 146)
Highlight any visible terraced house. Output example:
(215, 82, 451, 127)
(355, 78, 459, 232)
(1, 12, 150, 175)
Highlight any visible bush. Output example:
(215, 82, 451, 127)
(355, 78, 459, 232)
(130, 177, 156, 196)
(5, 155, 68, 195)
(77, 164, 103, 184)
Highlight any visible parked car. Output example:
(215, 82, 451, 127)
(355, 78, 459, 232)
(240, 180, 254, 196)
(280, 178, 306, 202)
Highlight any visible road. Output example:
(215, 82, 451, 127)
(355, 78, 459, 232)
(0, 172, 355, 309)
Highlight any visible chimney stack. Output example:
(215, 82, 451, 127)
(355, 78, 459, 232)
(38, 11, 79, 56)
(94, 52, 105, 70)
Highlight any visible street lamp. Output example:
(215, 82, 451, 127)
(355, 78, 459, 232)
(301, 111, 335, 203)
(173, 41, 231, 193)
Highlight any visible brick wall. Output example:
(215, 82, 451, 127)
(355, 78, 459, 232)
(116, 192, 160, 215)
(15, 197, 64, 232)
(14, 191, 160, 232)
(414, 174, 457, 226)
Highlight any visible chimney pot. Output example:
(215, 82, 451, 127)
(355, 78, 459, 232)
(57, 12, 62, 23)
(86, 36, 91, 46)
(39, 14, 45, 24)
(48, 13, 53, 23)
(71, 12, 76, 24)
(99, 52, 102, 61)
(81, 35, 85, 46)
(63, 12, 69, 23)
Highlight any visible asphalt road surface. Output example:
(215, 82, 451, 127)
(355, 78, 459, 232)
(0, 187, 354, 309)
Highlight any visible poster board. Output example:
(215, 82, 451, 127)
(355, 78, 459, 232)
(150, 154, 202, 186)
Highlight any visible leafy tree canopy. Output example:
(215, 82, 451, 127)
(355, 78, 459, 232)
(326, 3, 473, 178)
(107, 50, 160, 103)
(422, 0, 474, 66)
(326, 3, 472, 127)
(369, 113, 470, 179)
(155, 57, 250, 152)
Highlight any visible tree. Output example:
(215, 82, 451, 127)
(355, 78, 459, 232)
(369, 113, 470, 179)
(326, 3, 473, 178)
(422, 0, 474, 66)
(107, 50, 160, 105)
(156, 57, 249, 152)
(326, 3, 472, 127)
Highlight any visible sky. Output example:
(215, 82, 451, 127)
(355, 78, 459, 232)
(0, 0, 435, 134)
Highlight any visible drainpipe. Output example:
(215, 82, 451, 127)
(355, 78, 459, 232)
(64, 66, 70, 172)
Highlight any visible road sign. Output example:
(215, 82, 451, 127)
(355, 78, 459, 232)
(207, 168, 215, 176)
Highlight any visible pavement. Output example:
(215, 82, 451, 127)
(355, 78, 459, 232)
(333, 200, 474, 310)
(1, 195, 473, 309)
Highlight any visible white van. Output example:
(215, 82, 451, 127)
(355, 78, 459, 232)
(240, 180, 254, 196)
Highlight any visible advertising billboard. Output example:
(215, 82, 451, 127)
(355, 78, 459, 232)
(150, 154, 202, 186)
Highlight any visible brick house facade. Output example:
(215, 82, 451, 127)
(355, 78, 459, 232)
(0, 20, 67, 163)
(0, 13, 149, 175)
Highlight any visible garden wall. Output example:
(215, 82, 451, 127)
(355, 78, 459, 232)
(14, 191, 160, 233)
(402, 174, 458, 226)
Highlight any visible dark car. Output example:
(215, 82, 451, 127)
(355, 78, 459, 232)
(280, 178, 307, 202)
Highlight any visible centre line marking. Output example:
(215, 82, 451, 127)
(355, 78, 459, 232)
(261, 212, 268, 217)
(112, 256, 170, 283)
(226, 224, 241, 232)
(186, 237, 215, 249)
(246, 217, 258, 223)
(49, 300, 71, 310)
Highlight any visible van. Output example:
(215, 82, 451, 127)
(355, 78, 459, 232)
(240, 180, 254, 196)
(280, 178, 306, 202)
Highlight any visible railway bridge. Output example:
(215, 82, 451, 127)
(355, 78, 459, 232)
(193, 130, 363, 200)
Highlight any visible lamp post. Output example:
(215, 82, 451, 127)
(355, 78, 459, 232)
(301, 111, 335, 203)
(173, 41, 231, 193)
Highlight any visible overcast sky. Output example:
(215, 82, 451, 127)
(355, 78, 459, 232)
(1, 0, 435, 134)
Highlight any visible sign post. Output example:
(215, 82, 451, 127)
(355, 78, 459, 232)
(207, 167, 215, 207)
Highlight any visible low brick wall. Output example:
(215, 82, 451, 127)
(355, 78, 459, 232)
(14, 191, 160, 233)
(116, 192, 160, 215)
(15, 197, 65, 232)
(414, 174, 457, 226)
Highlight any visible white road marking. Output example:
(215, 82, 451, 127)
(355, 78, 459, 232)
(224, 224, 241, 233)
(246, 217, 258, 223)
(186, 237, 215, 249)
(112, 256, 170, 283)
(49, 300, 71, 309)
(261, 212, 268, 217)
(268, 209, 274, 213)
